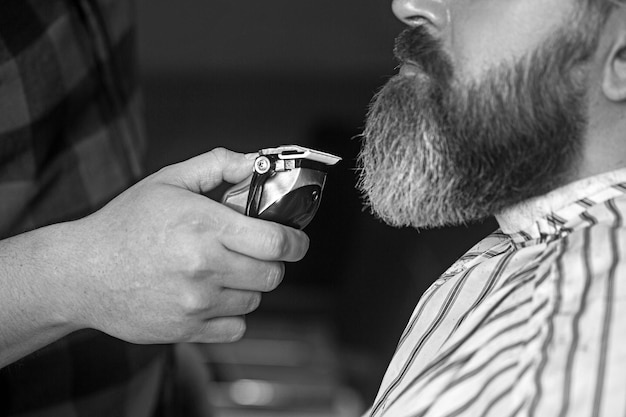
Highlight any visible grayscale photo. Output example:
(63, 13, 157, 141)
(1, 1, 625, 416)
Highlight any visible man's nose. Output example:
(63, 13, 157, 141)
(392, 0, 448, 30)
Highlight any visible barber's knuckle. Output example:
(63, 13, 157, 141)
(265, 263, 285, 291)
(210, 147, 230, 162)
(154, 164, 186, 186)
(297, 233, 310, 258)
(174, 242, 207, 273)
(211, 147, 229, 155)
(229, 319, 247, 342)
(263, 229, 289, 258)
(175, 324, 197, 342)
(178, 262, 201, 282)
(246, 293, 262, 313)
(179, 254, 201, 275)
(179, 290, 208, 314)
(155, 164, 176, 179)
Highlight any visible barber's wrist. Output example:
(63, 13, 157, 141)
(0, 221, 86, 367)
(23, 221, 90, 334)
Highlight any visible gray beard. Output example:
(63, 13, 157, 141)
(357, 25, 593, 229)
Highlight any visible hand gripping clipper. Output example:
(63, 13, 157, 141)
(221, 145, 341, 229)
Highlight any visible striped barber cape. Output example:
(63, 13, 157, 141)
(368, 169, 626, 417)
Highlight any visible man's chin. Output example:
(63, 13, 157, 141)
(363, 186, 498, 230)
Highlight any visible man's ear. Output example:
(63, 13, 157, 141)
(602, 7, 626, 102)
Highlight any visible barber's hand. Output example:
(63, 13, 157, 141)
(65, 148, 309, 344)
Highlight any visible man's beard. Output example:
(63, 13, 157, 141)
(357, 22, 596, 229)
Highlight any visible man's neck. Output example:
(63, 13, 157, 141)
(496, 168, 626, 234)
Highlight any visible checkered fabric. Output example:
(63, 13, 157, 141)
(0, 1, 172, 416)
(0, 0, 145, 239)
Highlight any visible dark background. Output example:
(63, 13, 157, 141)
(136, 0, 497, 409)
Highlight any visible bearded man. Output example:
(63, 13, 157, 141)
(358, 0, 626, 415)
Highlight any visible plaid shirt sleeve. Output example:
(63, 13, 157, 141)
(0, 1, 173, 416)
(0, 0, 146, 239)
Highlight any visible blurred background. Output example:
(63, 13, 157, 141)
(136, 1, 496, 415)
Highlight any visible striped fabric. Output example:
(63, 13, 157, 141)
(0, 1, 172, 416)
(369, 171, 626, 417)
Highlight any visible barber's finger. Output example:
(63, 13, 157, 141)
(219, 215, 310, 262)
(200, 288, 263, 318)
(189, 316, 248, 343)
(160, 147, 256, 193)
(210, 251, 285, 292)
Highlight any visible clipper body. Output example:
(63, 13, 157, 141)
(222, 145, 341, 229)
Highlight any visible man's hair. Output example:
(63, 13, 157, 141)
(583, 0, 624, 19)
(574, 0, 623, 53)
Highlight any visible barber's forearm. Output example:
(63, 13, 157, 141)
(0, 222, 83, 368)
(0, 148, 310, 369)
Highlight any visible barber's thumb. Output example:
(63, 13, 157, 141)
(161, 147, 256, 193)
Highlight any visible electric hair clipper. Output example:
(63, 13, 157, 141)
(221, 145, 341, 229)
